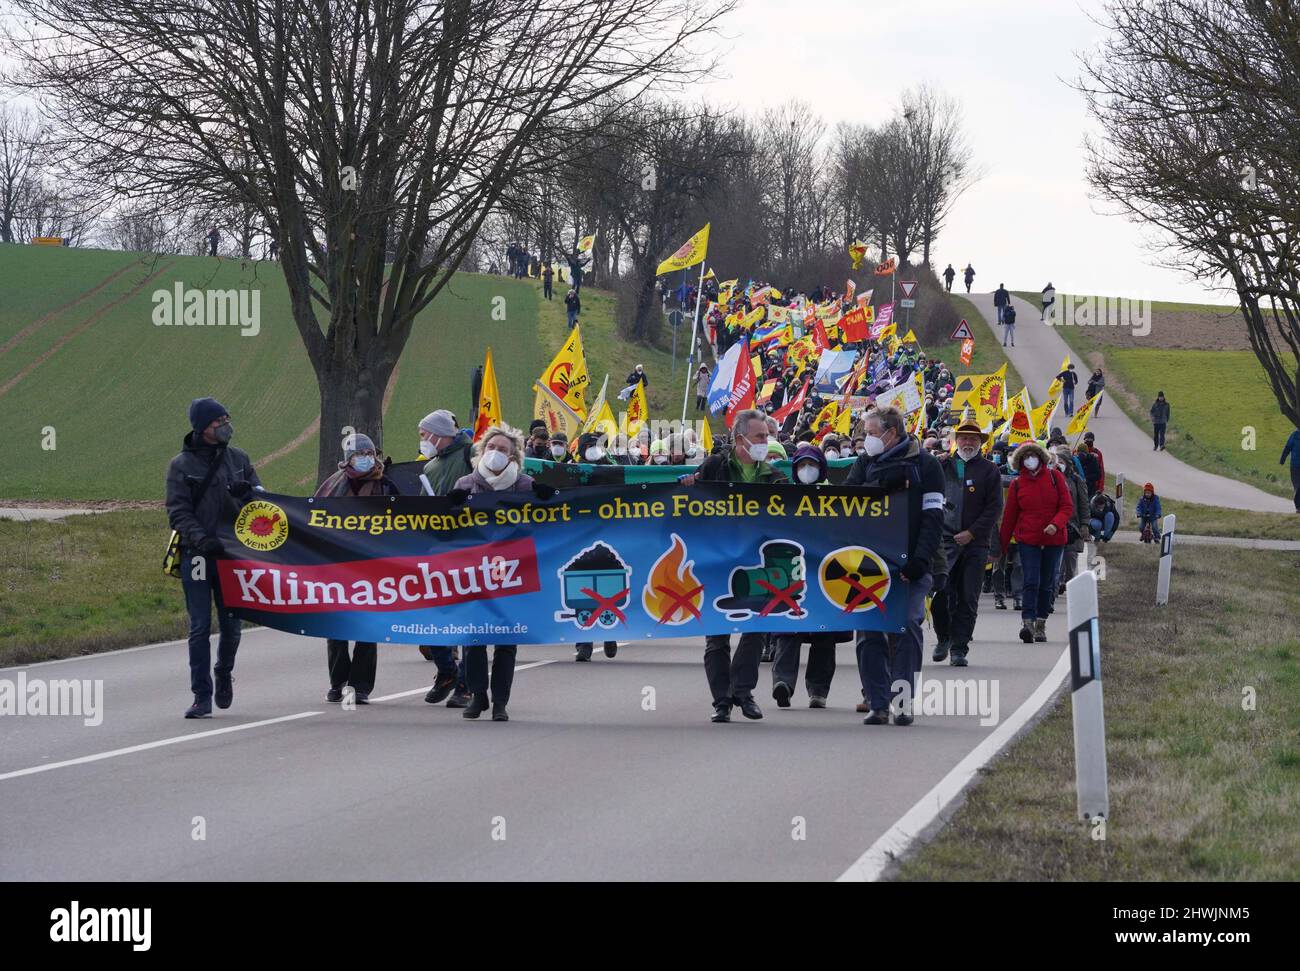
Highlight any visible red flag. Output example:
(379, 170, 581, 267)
(771, 376, 810, 423)
(812, 318, 831, 352)
(724, 339, 755, 428)
(840, 306, 868, 342)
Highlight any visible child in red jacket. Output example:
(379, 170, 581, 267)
(998, 442, 1074, 643)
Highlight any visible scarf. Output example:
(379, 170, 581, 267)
(477, 460, 519, 491)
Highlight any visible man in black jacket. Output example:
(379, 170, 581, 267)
(993, 284, 1011, 324)
(845, 405, 945, 726)
(1057, 363, 1079, 416)
(165, 397, 262, 719)
(685, 409, 789, 723)
(930, 422, 1003, 667)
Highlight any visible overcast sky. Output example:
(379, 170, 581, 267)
(699, 0, 1233, 305)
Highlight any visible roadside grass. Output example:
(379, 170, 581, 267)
(0, 510, 189, 666)
(1012, 290, 1240, 315)
(894, 541, 1300, 880)
(945, 293, 1026, 390)
(1102, 479, 1300, 541)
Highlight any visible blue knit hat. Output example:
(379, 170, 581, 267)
(189, 397, 228, 432)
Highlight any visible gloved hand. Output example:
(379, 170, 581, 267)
(901, 558, 927, 582)
(531, 481, 558, 500)
(199, 535, 224, 557)
(228, 479, 253, 501)
(446, 488, 471, 505)
(930, 573, 948, 592)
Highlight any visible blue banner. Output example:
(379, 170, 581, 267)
(214, 483, 909, 645)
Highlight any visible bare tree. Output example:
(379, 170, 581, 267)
(0, 103, 43, 242)
(5, 0, 733, 479)
(1080, 0, 1300, 426)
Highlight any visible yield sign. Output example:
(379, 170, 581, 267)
(899, 280, 918, 299)
(949, 319, 975, 340)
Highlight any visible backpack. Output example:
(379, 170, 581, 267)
(1003, 305, 1017, 324)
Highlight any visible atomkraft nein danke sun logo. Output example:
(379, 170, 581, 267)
(234, 500, 289, 552)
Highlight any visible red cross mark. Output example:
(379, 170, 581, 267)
(755, 579, 805, 617)
(840, 575, 889, 613)
(654, 583, 704, 623)
(579, 587, 629, 628)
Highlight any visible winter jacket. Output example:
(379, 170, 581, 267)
(993, 287, 1010, 308)
(696, 371, 711, 396)
(1280, 430, 1300, 468)
(845, 437, 945, 574)
(1056, 369, 1079, 390)
(1150, 398, 1170, 423)
(453, 469, 536, 495)
(314, 466, 400, 498)
(936, 453, 1003, 549)
(998, 443, 1073, 551)
(695, 448, 790, 485)
(1059, 464, 1090, 544)
(565, 292, 581, 314)
(626, 369, 649, 388)
(1088, 445, 1105, 485)
(165, 432, 262, 550)
(422, 431, 474, 495)
(1136, 493, 1163, 523)
(1075, 449, 1102, 493)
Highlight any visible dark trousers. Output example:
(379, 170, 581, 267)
(465, 646, 517, 707)
(1291, 465, 1300, 512)
(327, 640, 377, 694)
(771, 633, 836, 699)
(1018, 544, 1064, 621)
(1153, 423, 1167, 448)
(1063, 386, 1075, 415)
(695, 395, 707, 412)
(856, 574, 932, 712)
(704, 633, 763, 705)
(543, 279, 553, 299)
(180, 550, 240, 701)
(931, 546, 987, 653)
(993, 544, 1021, 598)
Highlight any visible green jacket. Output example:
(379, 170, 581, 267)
(696, 448, 790, 484)
(422, 432, 473, 495)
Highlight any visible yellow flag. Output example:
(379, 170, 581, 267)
(751, 354, 762, 383)
(473, 347, 503, 443)
(768, 305, 789, 323)
(577, 233, 596, 254)
(901, 328, 920, 346)
(1045, 354, 1070, 400)
(769, 287, 783, 300)
(700, 418, 714, 455)
(849, 239, 868, 270)
(538, 325, 590, 419)
(834, 405, 852, 435)
(951, 365, 1006, 429)
(656, 224, 710, 275)
(877, 322, 897, 341)
(1067, 393, 1100, 437)
(813, 400, 840, 432)
(741, 306, 766, 329)
(1031, 392, 1060, 438)
(1005, 388, 1036, 445)
(590, 399, 619, 442)
(534, 381, 583, 441)
(625, 380, 649, 437)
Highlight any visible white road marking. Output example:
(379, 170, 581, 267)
(836, 647, 1073, 882)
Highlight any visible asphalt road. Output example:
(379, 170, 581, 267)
(1, 598, 1064, 881)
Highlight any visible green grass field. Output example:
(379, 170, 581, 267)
(895, 540, 1300, 880)
(946, 293, 1026, 390)
(1012, 290, 1241, 315)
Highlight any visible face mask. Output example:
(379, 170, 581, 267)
(824, 449, 840, 460)
(550, 444, 567, 459)
(742, 438, 769, 463)
(653, 455, 668, 465)
(1023, 455, 1041, 472)
(585, 447, 605, 462)
(796, 465, 820, 485)
(481, 449, 510, 474)
(862, 434, 885, 457)
(213, 423, 233, 444)
(957, 446, 979, 462)
(351, 455, 375, 474)
(419, 439, 435, 458)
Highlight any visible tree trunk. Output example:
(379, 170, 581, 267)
(314, 354, 392, 485)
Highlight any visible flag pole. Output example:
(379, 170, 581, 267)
(680, 260, 708, 423)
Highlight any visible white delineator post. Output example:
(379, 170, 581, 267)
(1155, 512, 1176, 606)
(1066, 570, 1109, 821)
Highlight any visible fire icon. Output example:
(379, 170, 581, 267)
(642, 534, 704, 626)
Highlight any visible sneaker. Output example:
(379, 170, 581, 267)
(711, 703, 732, 724)
(808, 696, 827, 709)
(184, 697, 212, 719)
(863, 709, 889, 725)
(424, 671, 457, 705)
(326, 687, 344, 703)
(994, 595, 1007, 609)
(1034, 618, 1048, 642)
(603, 641, 618, 658)
(950, 649, 969, 667)
(772, 681, 792, 708)
(214, 673, 234, 710)
(462, 693, 490, 719)
(932, 639, 951, 662)
(1019, 620, 1035, 644)
(446, 690, 470, 709)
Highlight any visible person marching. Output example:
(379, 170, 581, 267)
(845, 405, 945, 726)
(770, 445, 847, 708)
(165, 397, 262, 719)
(684, 408, 789, 723)
(314, 433, 400, 704)
(930, 421, 1003, 668)
(997, 442, 1074, 644)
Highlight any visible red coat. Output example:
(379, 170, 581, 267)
(999, 466, 1074, 550)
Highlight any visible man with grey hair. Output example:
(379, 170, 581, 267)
(845, 405, 945, 726)
(686, 408, 789, 723)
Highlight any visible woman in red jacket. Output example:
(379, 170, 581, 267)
(998, 442, 1074, 644)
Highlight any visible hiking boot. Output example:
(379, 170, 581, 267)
(949, 648, 969, 667)
(863, 710, 889, 725)
(1019, 620, 1035, 644)
(1034, 618, 1048, 642)
(462, 693, 490, 719)
(214, 674, 234, 710)
(446, 690, 470, 708)
(772, 681, 792, 708)
(994, 594, 1007, 609)
(932, 639, 951, 662)
(425, 671, 457, 705)
(808, 696, 827, 709)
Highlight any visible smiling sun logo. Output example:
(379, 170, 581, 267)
(234, 500, 289, 552)
(642, 534, 704, 626)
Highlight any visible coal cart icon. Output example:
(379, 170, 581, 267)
(555, 542, 632, 629)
